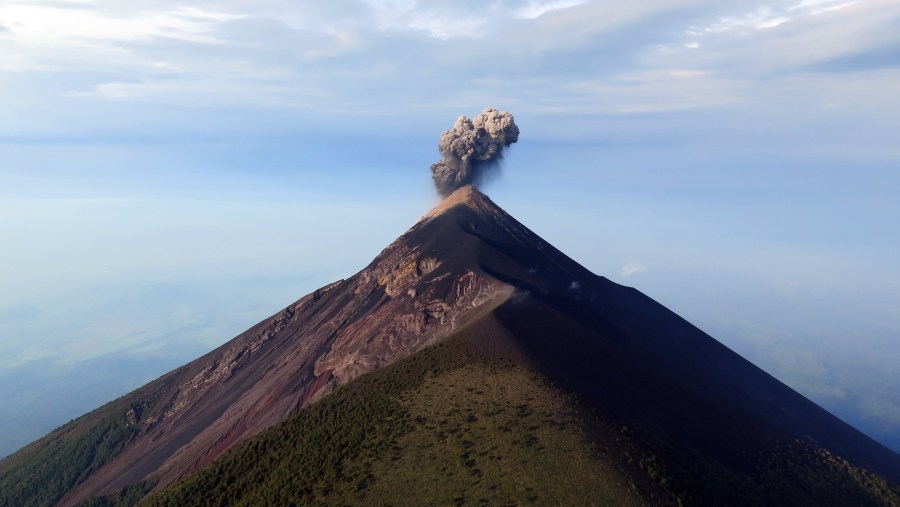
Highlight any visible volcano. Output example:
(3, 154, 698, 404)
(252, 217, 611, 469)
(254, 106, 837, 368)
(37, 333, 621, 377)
(2, 186, 899, 506)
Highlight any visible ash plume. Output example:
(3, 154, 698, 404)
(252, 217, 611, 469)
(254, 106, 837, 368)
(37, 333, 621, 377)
(430, 107, 520, 196)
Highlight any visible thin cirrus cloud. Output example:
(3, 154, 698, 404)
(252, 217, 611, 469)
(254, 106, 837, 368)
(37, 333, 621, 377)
(681, 0, 898, 72)
(515, 0, 586, 20)
(0, 5, 242, 46)
(622, 262, 648, 277)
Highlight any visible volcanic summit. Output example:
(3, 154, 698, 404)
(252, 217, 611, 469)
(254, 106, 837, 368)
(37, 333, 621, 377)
(2, 186, 899, 506)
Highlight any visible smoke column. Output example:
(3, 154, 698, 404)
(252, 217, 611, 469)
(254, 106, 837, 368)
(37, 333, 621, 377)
(430, 108, 520, 196)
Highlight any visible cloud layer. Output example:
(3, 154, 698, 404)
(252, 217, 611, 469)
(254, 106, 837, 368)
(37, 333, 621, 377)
(0, 0, 898, 143)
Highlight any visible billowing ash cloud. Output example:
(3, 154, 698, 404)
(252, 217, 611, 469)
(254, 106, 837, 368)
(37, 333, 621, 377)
(430, 107, 519, 195)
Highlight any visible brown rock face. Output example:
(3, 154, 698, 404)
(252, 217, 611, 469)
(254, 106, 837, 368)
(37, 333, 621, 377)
(60, 186, 517, 505)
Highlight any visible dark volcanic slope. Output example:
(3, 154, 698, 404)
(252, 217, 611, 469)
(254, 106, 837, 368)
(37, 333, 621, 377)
(146, 312, 900, 506)
(2, 185, 899, 507)
(440, 187, 900, 486)
(145, 320, 653, 507)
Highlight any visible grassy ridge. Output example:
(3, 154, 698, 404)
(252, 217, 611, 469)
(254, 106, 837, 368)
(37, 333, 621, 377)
(142, 332, 644, 506)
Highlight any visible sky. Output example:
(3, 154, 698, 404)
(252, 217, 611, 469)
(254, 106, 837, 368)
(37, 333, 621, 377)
(1, 0, 899, 457)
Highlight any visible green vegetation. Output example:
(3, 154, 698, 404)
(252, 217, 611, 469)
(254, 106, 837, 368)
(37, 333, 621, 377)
(0, 400, 145, 507)
(4, 313, 899, 507)
(78, 481, 157, 507)
(143, 335, 644, 506)
(757, 444, 900, 507)
(624, 418, 900, 506)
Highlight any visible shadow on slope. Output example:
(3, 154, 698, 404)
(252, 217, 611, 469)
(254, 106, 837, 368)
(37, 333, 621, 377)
(139, 310, 651, 506)
(107, 301, 900, 507)
(489, 291, 900, 506)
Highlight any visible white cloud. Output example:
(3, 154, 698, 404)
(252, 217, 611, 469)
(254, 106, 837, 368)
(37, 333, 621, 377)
(366, 1, 494, 39)
(697, 7, 789, 34)
(681, 0, 888, 73)
(692, 0, 859, 36)
(516, 0, 585, 20)
(790, 0, 860, 15)
(402, 14, 487, 39)
(0, 5, 243, 46)
(622, 262, 648, 277)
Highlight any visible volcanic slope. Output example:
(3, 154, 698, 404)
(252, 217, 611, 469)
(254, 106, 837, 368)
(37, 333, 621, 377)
(2, 185, 900, 506)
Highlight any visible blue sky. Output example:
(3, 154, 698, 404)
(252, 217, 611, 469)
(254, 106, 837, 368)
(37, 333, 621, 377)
(1, 0, 899, 456)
